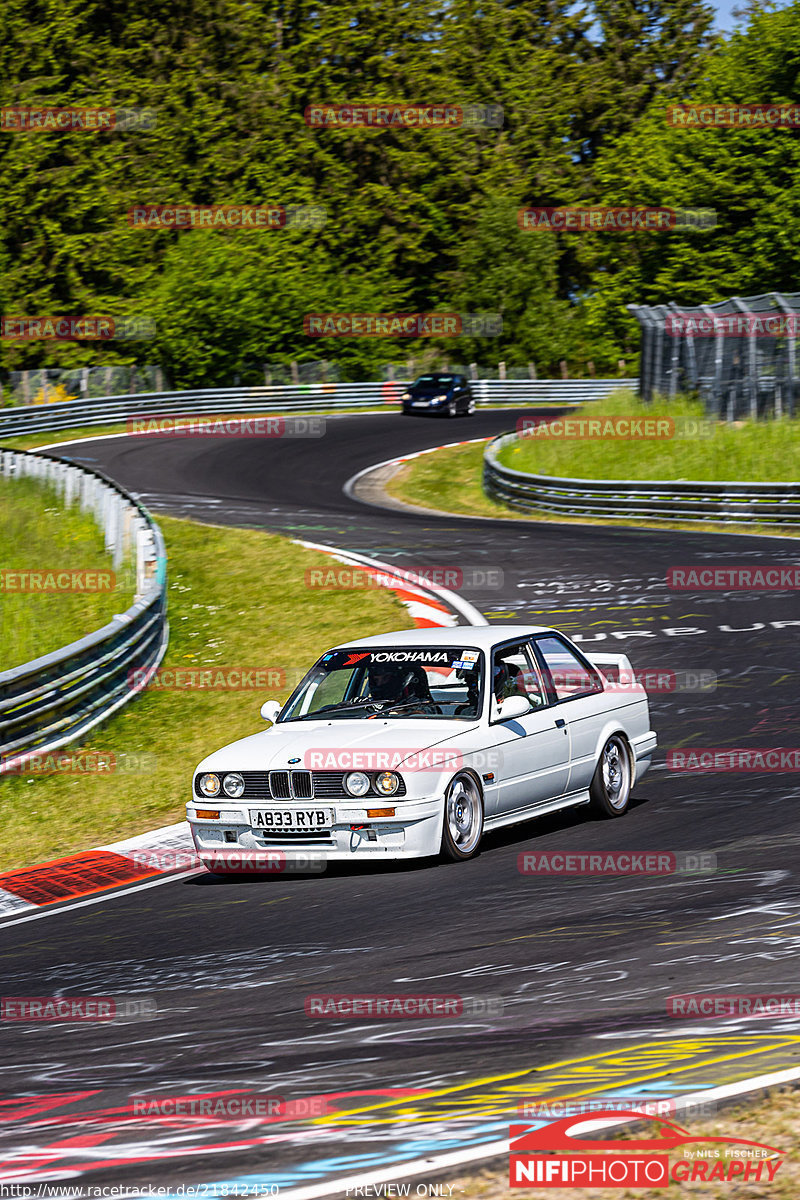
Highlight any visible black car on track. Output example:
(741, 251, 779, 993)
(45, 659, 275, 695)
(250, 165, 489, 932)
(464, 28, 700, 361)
(401, 373, 475, 417)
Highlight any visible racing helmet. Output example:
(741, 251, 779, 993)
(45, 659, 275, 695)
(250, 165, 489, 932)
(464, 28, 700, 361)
(367, 661, 406, 702)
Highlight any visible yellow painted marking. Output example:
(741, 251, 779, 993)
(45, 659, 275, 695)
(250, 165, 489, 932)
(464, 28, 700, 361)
(311, 1036, 800, 1127)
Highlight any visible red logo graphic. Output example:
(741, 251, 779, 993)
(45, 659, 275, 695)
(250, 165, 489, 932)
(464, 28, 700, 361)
(509, 1113, 784, 1187)
(342, 652, 371, 666)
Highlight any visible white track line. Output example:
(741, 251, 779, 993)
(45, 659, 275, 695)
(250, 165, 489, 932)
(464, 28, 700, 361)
(293, 540, 488, 627)
(276, 1063, 800, 1200)
(343, 438, 491, 502)
(31, 410, 400, 451)
(0, 868, 205, 931)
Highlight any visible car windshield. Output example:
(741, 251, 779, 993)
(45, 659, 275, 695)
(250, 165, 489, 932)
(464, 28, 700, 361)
(279, 647, 484, 721)
(413, 375, 455, 387)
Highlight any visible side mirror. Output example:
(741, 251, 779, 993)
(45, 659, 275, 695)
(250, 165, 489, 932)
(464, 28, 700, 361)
(497, 694, 531, 721)
(260, 699, 282, 724)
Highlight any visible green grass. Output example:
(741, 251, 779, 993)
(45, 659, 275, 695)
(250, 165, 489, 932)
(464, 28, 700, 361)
(385, 439, 504, 518)
(498, 390, 800, 482)
(0, 516, 409, 871)
(384, 439, 800, 538)
(0, 475, 136, 668)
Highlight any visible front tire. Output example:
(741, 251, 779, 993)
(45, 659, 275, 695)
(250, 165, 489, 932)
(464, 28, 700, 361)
(446, 398, 458, 417)
(589, 735, 632, 817)
(440, 772, 484, 860)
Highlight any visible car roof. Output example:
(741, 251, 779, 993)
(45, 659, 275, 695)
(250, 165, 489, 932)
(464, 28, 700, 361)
(332, 625, 556, 651)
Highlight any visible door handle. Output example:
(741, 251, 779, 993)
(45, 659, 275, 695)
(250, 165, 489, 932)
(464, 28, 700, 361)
(555, 718, 566, 728)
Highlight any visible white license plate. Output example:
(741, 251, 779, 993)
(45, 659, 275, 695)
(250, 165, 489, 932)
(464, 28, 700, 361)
(250, 808, 333, 831)
(412, 401, 429, 407)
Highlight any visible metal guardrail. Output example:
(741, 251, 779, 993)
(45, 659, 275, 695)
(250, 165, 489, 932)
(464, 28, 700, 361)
(483, 432, 800, 525)
(0, 379, 624, 438)
(0, 449, 168, 773)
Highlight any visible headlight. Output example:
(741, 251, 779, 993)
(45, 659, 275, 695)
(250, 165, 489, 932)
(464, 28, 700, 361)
(345, 771, 371, 797)
(402, 391, 411, 400)
(375, 771, 400, 796)
(199, 772, 221, 797)
(434, 393, 447, 401)
(223, 772, 245, 798)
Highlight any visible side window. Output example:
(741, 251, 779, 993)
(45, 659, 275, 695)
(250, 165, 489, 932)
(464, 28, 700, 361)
(533, 635, 604, 701)
(491, 643, 547, 711)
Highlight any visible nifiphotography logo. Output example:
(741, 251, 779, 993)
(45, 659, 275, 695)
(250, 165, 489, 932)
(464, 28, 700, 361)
(509, 1111, 785, 1187)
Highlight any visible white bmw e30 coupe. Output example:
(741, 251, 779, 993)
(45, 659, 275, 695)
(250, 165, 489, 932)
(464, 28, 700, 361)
(188, 625, 657, 866)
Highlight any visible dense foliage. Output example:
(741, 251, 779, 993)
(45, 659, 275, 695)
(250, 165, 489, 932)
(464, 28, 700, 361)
(1, 0, 796, 385)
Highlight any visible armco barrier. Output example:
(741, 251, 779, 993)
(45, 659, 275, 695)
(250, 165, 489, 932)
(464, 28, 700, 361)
(483, 432, 800, 525)
(0, 379, 623, 438)
(0, 449, 168, 772)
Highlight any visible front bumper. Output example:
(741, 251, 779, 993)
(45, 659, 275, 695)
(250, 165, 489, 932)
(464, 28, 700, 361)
(186, 794, 445, 862)
(403, 399, 448, 412)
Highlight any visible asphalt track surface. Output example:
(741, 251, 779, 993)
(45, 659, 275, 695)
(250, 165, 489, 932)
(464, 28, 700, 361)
(3, 409, 800, 1194)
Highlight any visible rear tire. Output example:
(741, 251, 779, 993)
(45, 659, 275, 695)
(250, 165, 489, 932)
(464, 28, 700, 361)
(589, 735, 632, 817)
(440, 772, 484, 860)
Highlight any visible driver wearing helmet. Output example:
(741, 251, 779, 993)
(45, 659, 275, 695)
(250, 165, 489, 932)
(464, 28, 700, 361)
(367, 662, 437, 711)
(367, 661, 407, 703)
(493, 661, 523, 703)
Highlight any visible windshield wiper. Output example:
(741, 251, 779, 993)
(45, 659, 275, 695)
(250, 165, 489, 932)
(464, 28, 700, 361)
(377, 700, 441, 717)
(299, 699, 382, 719)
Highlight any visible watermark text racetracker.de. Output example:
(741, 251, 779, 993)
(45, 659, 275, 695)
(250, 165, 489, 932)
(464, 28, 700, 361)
(0, 569, 116, 592)
(304, 312, 502, 337)
(668, 748, 800, 772)
(591, 668, 716, 693)
(305, 565, 504, 591)
(667, 102, 800, 127)
(518, 205, 716, 231)
(668, 993, 800, 1018)
(131, 1094, 332, 1119)
(517, 1096, 718, 1119)
(666, 311, 800, 337)
(141, 848, 328, 875)
(517, 415, 712, 439)
(305, 993, 503, 1017)
(128, 204, 326, 230)
(1, 315, 154, 341)
(303, 748, 504, 773)
(0, 105, 156, 131)
(305, 102, 503, 129)
(1, 750, 157, 776)
(518, 850, 717, 875)
(126, 415, 325, 438)
(1, 995, 157, 1022)
(667, 565, 800, 589)
(128, 666, 287, 692)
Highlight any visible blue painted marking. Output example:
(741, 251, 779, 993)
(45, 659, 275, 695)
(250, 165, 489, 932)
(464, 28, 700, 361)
(162, 1084, 707, 1197)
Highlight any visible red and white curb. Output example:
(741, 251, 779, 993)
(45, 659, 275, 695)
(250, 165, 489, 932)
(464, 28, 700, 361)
(0, 546, 485, 918)
(294, 540, 487, 628)
(0, 822, 199, 919)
